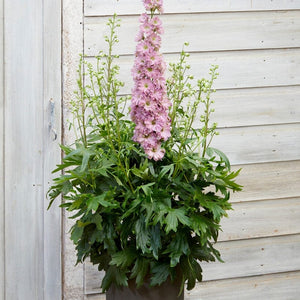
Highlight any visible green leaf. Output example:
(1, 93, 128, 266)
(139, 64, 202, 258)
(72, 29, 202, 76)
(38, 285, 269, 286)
(110, 247, 137, 268)
(130, 258, 149, 288)
(140, 182, 155, 197)
(135, 215, 150, 253)
(70, 224, 84, 244)
(158, 164, 174, 181)
(150, 263, 170, 286)
(165, 208, 191, 234)
(149, 225, 161, 260)
(165, 210, 178, 233)
(95, 193, 116, 208)
(101, 265, 128, 292)
(92, 213, 103, 230)
(122, 197, 143, 219)
(207, 147, 231, 170)
(165, 231, 190, 267)
(87, 196, 99, 212)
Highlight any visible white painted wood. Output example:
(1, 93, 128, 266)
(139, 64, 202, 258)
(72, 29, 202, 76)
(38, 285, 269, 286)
(84, 234, 300, 294)
(84, 264, 105, 295)
(203, 234, 300, 281)
(86, 48, 300, 94)
(4, 0, 44, 299)
(0, 0, 4, 298)
(85, 0, 300, 16)
(43, 0, 62, 299)
(85, 11, 300, 56)
(62, 0, 85, 299)
(3, 0, 62, 299)
(231, 161, 300, 202)
(213, 123, 300, 165)
(85, 271, 300, 300)
(86, 294, 106, 300)
(210, 86, 300, 128)
(219, 198, 300, 241)
(186, 271, 300, 300)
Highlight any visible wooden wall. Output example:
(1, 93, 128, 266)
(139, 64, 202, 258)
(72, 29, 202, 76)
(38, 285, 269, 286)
(0, 0, 62, 299)
(61, 0, 300, 299)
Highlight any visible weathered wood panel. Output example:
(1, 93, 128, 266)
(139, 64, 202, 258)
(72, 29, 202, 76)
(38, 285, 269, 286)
(0, 0, 4, 298)
(85, 0, 300, 16)
(231, 161, 300, 202)
(186, 271, 300, 300)
(203, 234, 300, 281)
(86, 271, 300, 300)
(210, 86, 300, 128)
(219, 198, 300, 241)
(4, 0, 44, 298)
(85, 11, 300, 56)
(43, 0, 62, 299)
(213, 123, 300, 165)
(62, 0, 85, 299)
(86, 48, 300, 94)
(84, 234, 300, 294)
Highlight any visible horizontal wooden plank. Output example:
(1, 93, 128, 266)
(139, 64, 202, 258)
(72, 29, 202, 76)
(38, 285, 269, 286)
(212, 123, 300, 165)
(84, 234, 300, 294)
(203, 234, 300, 281)
(85, 11, 300, 56)
(210, 86, 300, 128)
(219, 198, 300, 241)
(186, 271, 300, 300)
(86, 48, 300, 93)
(85, 271, 300, 299)
(85, 0, 300, 16)
(231, 160, 300, 202)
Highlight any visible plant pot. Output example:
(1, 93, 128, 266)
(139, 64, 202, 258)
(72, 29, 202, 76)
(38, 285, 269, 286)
(106, 276, 184, 300)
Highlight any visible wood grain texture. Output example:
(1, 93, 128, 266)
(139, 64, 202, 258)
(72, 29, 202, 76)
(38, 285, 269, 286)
(213, 123, 300, 165)
(84, 234, 300, 294)
(210, 86, 300, 128)
(0, 0, 4, 298)
(86, 48, 300, 94)
(43, 0, 62, 299)
(85, 271, 300, 300)
(85, 11, 300, 56)
(62, 0, 85, 299)
(84, 0, 300, 16)
(186, 271, 300, 300)
(231, 161, 300, 202)
(203, 234, 300, 281)
(4, 0, 44, 298)
(219, 198, 300, 241)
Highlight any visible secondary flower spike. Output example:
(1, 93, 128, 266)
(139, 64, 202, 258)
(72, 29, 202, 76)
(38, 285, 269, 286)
(131, 0, 171, 161)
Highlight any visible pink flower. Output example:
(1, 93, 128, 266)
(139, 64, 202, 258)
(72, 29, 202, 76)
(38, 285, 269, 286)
(130, 0, 171, 161)
(145, 146, 166, 161)
(143, 0, 164, 13)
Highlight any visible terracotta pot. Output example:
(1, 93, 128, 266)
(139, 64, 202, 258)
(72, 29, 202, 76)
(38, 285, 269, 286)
(106, 276, 184, 300)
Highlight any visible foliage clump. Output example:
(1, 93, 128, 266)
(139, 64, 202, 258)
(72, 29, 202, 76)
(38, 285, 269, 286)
(48, 14, 241, 294)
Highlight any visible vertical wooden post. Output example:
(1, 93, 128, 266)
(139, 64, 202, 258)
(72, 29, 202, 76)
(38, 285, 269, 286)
(0, 0, 4, 298)
(3, 0, 62, 298)
(44, 0, 62, 299)
(4, 0, 44, 298)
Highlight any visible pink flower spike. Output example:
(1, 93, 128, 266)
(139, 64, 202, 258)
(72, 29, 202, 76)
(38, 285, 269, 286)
(131, 0, 171, 161)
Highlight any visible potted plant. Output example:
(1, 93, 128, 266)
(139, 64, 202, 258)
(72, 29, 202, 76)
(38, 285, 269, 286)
(48, 0, 242, 299)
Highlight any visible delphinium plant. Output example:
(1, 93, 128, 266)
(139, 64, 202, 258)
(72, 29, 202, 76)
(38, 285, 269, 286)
(48, 0, 242, 295)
